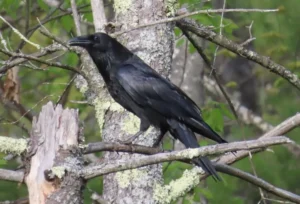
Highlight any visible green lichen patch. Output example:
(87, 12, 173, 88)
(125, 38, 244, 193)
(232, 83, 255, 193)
(93, 98, 111, 135)
(176, 148, 200, 160)
(166, 0, 179, 17)
(110, 102, 124, 112)
(121, 113, 140, 135)
(79, 83, 88, 94)
(0, 136, 27, 155)
(115, 169, 146, 188)
(51, 166, 66, 179)
(93, 98, 126, 135)
(114, 0, 132, 14)
(153, 168, 202, 204)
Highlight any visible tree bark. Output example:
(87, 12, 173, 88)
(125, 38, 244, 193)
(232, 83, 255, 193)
(101, 1, 174, 203)
(25, 102, 84, 204)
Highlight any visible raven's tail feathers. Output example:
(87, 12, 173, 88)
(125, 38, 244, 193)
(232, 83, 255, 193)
(167, 119, 221, 181)
(186, 118, 227, 144)
(192, 157, 221, 181)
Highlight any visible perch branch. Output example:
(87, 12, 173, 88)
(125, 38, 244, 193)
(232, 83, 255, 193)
(82, 136, 291, 179)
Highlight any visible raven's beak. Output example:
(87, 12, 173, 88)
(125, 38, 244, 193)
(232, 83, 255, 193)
(68, 36, 92, 47)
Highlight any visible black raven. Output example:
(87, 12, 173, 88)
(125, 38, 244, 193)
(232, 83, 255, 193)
(69, 33, 227, 180)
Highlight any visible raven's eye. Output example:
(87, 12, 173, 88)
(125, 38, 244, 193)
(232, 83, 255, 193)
(94, 36, 99, 41)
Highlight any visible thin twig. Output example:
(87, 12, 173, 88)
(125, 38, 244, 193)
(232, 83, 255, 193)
(212, 0, 226, 67)
(179, 28, 239, 121)
(0, 16, 41, 49)
(203, 76, 300, 157)
(215, 163, 300, 203)
(0, 48, 81, 74)
(177, 18, 300, 90)
(0, 44, 67, 73)
(113, 8, 279, 37)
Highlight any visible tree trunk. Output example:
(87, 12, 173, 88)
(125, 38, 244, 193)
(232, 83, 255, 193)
(102, 0, 174, 203)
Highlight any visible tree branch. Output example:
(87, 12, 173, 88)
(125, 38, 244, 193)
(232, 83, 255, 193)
(176, 18, 300, 91)
(113, 8, 278, 37)
(0, 168, 24, 182)
(82, 136, 292, 179)
(215, 164, 300, 203)
(0, 48, 81, 74)
(0, 44, 66, 73)
(217, 113, 300, 165)
(179, 27, 239, 121)
(70, 0, 82, 35)
(91, 0, 107, 32)
(203, 76, 300, 157)
(154, 112, 300, 203)
(83, 142, 161, 155)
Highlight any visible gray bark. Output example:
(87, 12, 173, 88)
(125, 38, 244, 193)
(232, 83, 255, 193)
(102, 0, 174, 203)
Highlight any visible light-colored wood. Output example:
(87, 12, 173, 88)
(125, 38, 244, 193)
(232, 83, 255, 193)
(25, 102, 83, 204)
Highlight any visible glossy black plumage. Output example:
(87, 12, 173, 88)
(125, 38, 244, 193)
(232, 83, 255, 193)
(69, 33, 228, 181)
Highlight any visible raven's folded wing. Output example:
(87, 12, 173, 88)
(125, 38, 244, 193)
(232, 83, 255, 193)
(116, 63, 202, 120)
(116, 62, 227, 144)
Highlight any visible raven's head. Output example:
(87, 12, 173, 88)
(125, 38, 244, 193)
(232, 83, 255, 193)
(68, 33, 132, 68)
(69, 33, 111, 52)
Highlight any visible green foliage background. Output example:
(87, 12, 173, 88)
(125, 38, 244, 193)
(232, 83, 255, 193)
(0, 0, 299, 203)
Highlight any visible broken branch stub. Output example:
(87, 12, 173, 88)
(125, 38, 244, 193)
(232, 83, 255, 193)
(25, 102, 84, 204)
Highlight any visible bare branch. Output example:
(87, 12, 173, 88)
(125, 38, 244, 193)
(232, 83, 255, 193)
(70, 0, 82, 35)
(203, 76, 300, 158)
(176, 18, 300, 90)
(0, 48, 81, 74)
(84, 141, 161, 155)
(0, 44, 65, 73)
(0, 16, 41, 49)
(217, 113, 300, 165)
(82, 136, 292, 179)
(179, 26, 239, 121)
(113, 8, 278, 37)
(215, 164, 300, 203)
(0, 168, 24, 182)
(91, 0, 107, 32)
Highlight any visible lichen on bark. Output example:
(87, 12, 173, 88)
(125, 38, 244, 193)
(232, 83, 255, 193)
(153, 168, 203, 204)
(0, 136, 27, 155)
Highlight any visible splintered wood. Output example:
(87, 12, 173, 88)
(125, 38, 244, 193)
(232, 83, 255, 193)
(25, 102, 83, 204)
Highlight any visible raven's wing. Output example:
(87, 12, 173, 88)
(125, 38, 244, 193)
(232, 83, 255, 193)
(117, 63, 200, 119)
(116, 62, 226, 143)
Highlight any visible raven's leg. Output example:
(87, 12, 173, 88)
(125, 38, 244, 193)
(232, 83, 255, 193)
(152, 128, 167, 147)
(119, 120, 150, 144)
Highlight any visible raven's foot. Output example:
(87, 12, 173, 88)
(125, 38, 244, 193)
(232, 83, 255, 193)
(152, 130, 167, 147)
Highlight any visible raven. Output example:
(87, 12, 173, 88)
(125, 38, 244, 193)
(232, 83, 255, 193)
(69, 33, 227, 180)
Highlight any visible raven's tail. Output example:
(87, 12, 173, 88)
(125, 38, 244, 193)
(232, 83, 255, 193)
(167, 119, 221, 181)
(186, 118, 227, 144)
